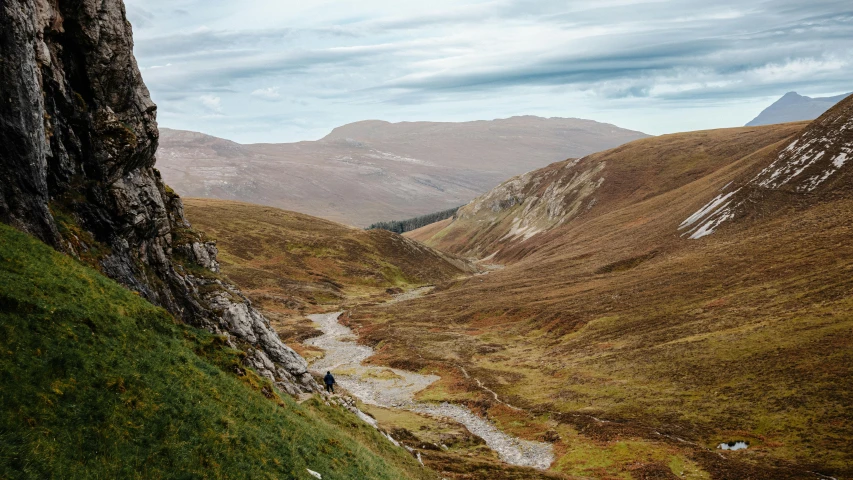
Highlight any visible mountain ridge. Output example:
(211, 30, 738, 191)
(320, 115, 645, 141)
(408, 122, 808, 262)
(156, 117, 649, 227)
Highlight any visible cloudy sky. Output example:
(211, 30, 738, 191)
(125, 0, 852, 143)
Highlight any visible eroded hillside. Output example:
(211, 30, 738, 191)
(353, 108, 853, 479)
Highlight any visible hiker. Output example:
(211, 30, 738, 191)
(323, 371, 336, 393)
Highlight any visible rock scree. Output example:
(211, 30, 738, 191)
(306, 311, 555, 470)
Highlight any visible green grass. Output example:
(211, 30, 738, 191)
(0, 223, 433, 480)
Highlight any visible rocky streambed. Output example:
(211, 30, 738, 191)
(305, 311, 554, 470)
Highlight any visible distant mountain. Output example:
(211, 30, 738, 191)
(746, 91, 850, 126)
(156, 118, 648, 227)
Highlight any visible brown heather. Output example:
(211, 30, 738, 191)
(183, 99, 853, 478)
(344, 119, 853, 479)
(183, 198, 472, 356)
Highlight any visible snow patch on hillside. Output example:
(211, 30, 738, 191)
(679, 189, 740, 230)
(756, 141, 823, 188)
(501, 217, 542, 241)
(680, 100, 852, 239)
(688, 205, 736, 239)
(793, 144, 850, 192)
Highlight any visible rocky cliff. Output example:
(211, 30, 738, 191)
(0, 0, 316, 394)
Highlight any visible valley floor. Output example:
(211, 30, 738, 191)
(184, 192, 853, 479)
(306, 310, 554, 470)
(348, 197, 853, 480)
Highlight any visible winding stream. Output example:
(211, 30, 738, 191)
(305, 311, 554, 470)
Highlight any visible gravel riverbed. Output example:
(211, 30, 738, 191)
(305, 311, 554, 470)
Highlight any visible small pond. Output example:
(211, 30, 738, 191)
(718, 441, 749, 451)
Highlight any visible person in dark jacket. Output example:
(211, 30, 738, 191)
(323, 371, 336, 393)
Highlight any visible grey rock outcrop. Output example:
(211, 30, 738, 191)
(0, 0, 317, 393)
(177, 241, 221, 273)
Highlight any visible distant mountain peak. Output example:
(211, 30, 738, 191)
(747, 91, 851, 126)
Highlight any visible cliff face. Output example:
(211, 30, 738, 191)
(0, 0, 317, 394)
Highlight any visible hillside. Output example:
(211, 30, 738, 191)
(681, 94, 853, 239)
(0, 222, 433, 480)
(182, 198, 472, 348)
(746, 91, 850, 126)
(156, 118, 648, 227)
(409, 122, 808, 262)
(350, 109, 853, 478)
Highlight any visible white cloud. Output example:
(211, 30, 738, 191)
(251, 86, 282, 100)
(199, 94, 223, 113)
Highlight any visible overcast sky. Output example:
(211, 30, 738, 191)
(125, 0, 852, 143)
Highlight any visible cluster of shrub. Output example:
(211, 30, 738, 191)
(368, 206, 462, 234)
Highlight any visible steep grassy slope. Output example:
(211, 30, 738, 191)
(0, 223, 434, 480)
(183, 199, 471, 349)
(352, 118, 853, 478)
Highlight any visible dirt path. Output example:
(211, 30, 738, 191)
(305, 311, 554, 470)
